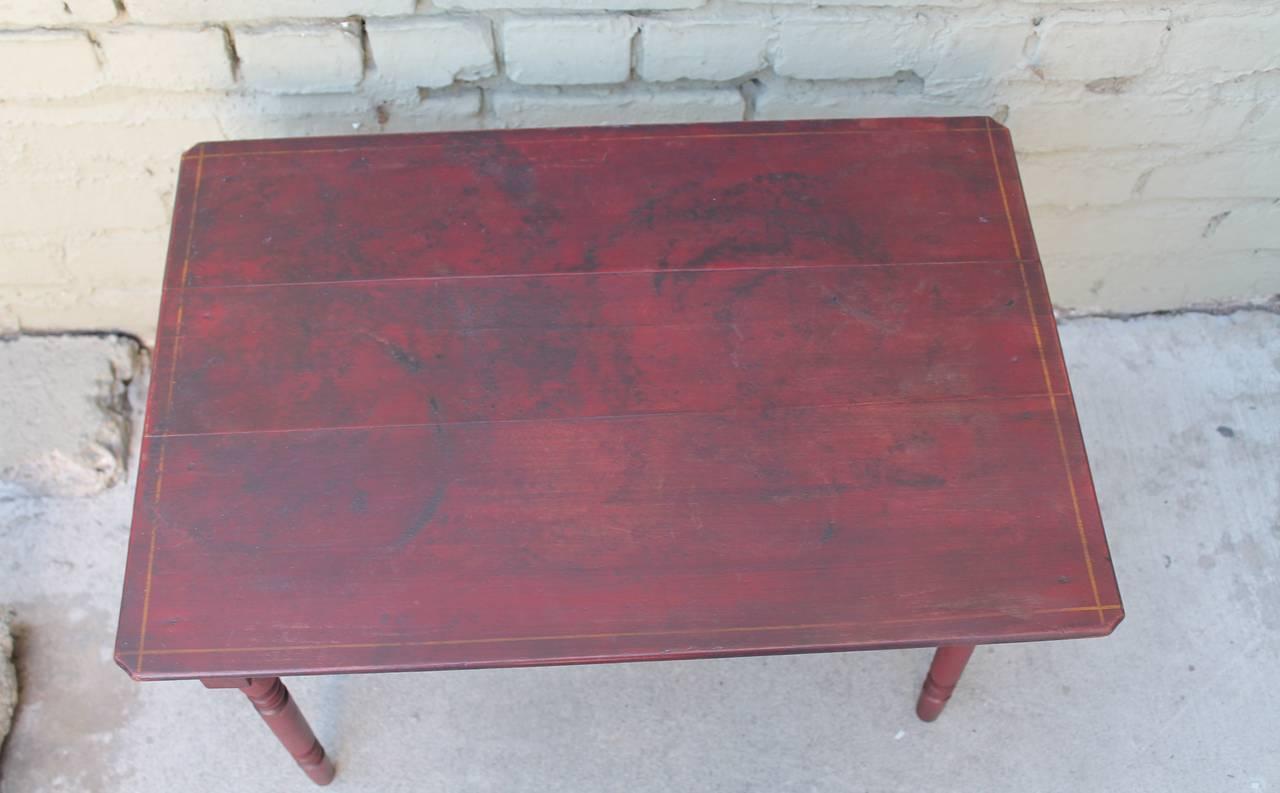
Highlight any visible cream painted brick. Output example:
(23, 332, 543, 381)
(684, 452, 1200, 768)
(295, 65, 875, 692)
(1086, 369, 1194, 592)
(1239, 74, 1280, 141)
(488, 86, 743, 128)
(1005, 93, 1251, 151)
(1045, 250, 1280, 313)
(638, 21, 769, 82)
(0, 176, 169, 236)
(66, 230, 170, 287)
(367, 18, 495, 89)
(738, 0, 976, 5)
(126, 0, 413, 24)
(1034, 20, 1167, 81)
(1210, 202, 1280, 250)
(235, 23, 364, 94)
(1034, 203, 1221, 260)
(1019, 151, 1146, 208)
(0, 285, 163, 341)
(0, 236, 67, 286)
(928, 23, 1030, 84)
(79, 287, 164, 340)
(0, 31, 99, 99)
(380, 89, 485, 132)
(1143, 150, 1280, 200)
(503, 17, 635, 86)
(0, 0, 115, 25)
(1164, 15, 1280, 77)
(207, 89, 483, 138)
(101, 27, 233, 92)
(216, 92, 396, 138)
(220, 110, 381, 138)
(439, 0, 699, 10)
(1245, 103, 1280, 143)
(773, 17, 934, 80)
(0, 108, 223, 179)
(754, 79, 991, 120)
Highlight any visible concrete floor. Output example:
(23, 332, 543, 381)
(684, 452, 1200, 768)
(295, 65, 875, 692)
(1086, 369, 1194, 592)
(1, 311, 1277, 793)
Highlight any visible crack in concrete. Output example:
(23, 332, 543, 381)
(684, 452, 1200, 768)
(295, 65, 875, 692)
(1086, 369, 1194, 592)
(1059, 297, 1280, 322)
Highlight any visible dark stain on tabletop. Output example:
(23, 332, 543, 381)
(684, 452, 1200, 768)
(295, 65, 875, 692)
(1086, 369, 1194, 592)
(350, 490, 369, 514)
(360, 329, 426, 374)
(395, 397, 453, 548)
(821, 520, 838, 544)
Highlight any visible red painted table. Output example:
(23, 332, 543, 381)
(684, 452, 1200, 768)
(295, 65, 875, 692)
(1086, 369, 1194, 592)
(115, 117, 1123, 784)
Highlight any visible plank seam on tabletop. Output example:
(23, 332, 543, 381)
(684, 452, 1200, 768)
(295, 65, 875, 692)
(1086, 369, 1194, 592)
(178, 126, 990, 161)
(145, 390, 1073, 440)
(985, 118, 1104, 625)
(136, 145, 205, 674)
(160, 258, 1033, 292)
(121, 604, 1124, 658)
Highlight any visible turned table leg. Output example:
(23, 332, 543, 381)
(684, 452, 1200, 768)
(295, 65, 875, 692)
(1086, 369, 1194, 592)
(203, 677, 336, 785)
(916, 644, 976, 722)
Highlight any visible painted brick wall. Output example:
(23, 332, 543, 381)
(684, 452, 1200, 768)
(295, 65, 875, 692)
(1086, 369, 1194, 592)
(1, 1, 1277, 341)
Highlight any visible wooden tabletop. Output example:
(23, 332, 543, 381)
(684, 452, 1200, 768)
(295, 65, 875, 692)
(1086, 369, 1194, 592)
(115, 117, 1122, 681)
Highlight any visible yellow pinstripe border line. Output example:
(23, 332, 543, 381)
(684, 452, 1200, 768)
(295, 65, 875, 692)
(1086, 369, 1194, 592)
(128, 125, 1114, 667)
(985, 118, 1104, 625)
(136, 146, 205, 674)
(123, 604, 1123, 658)
(179, 125, 990, 161)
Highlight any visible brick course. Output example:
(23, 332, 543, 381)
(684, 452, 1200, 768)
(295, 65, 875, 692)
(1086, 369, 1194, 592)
(0, 30, 99, 98)
(638, 21, 770, 82)
(1034, 19, 1168, 81)
(235, 22, 365, 94)
(503, 17, 636, 86)
(100, 27, 234, 91)
(367, 18, 496, 89)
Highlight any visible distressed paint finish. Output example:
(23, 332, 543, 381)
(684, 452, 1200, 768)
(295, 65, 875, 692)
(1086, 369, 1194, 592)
(115, 117, 1122, 683)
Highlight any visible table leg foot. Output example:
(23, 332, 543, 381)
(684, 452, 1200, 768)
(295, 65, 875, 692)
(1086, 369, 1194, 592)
(204, 677, 336, 785)
(916, 644, 976, 722)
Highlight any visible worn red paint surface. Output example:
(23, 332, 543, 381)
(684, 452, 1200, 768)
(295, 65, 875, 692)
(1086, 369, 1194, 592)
(115, 117, 1122, 681)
